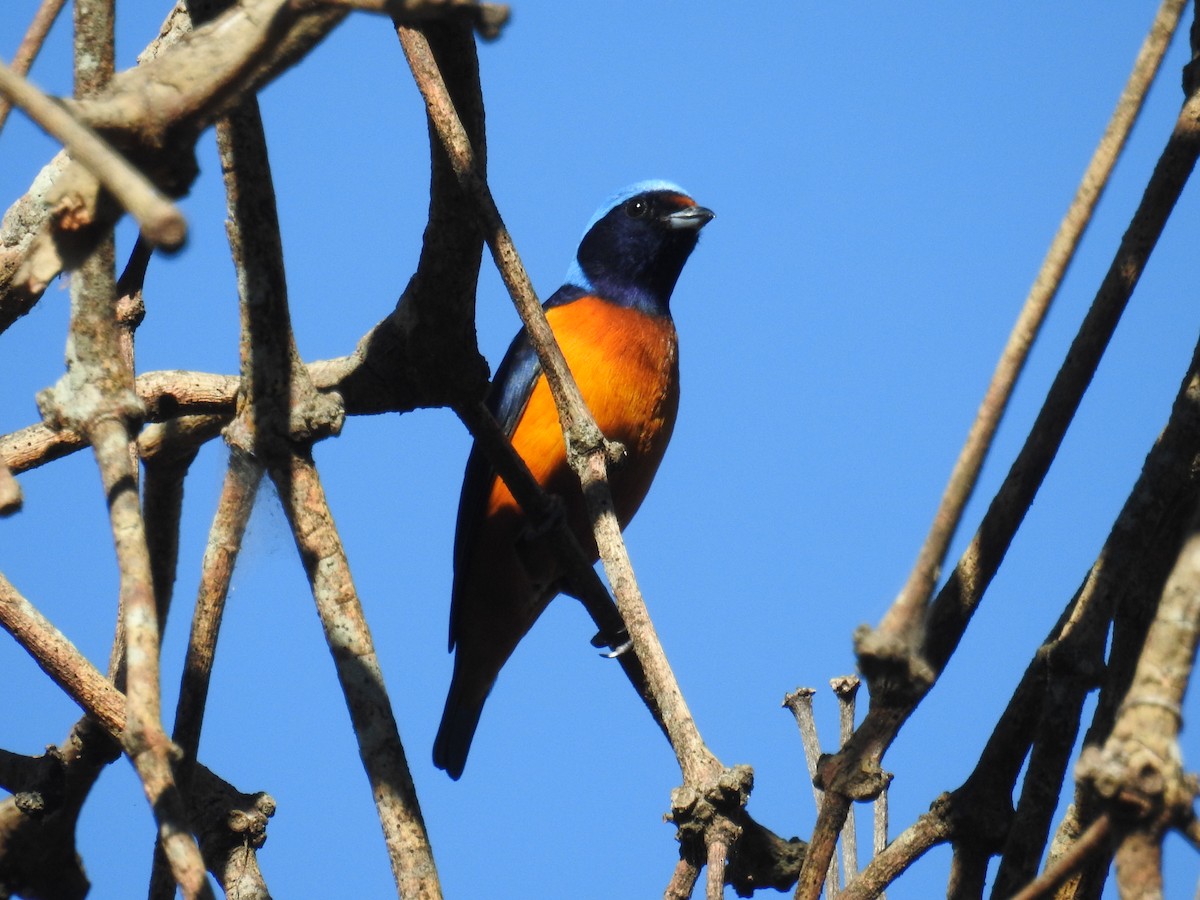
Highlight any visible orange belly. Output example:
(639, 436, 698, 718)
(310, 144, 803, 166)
(486, 297, 680, 532)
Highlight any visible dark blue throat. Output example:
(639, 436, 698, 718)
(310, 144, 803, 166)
(569, 210, 702, 316)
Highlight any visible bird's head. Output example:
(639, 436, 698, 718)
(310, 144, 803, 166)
(564, 180, 714, 315)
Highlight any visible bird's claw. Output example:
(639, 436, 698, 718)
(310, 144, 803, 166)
(601, 639, 633, 659)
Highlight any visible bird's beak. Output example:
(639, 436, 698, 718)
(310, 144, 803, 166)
(664, 205, 715, 231)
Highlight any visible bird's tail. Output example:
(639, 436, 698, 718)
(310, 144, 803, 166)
(433, 675, 488, 780)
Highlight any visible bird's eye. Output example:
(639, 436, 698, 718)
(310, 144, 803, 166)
(625, 197, 650, 219)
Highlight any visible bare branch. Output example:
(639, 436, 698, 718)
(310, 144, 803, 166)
(839, 315, 1200, 899)
(782, 687, 839, 898)
(0, 595, 275, 899)
(0, 458, 20, 515)
(171, 452, 262, 774)
(44, 255, 209, 898)
(1007, 815, 1112, 900)
(0, 60, 187, 249)
(837, 797, 954, 900)
(876, 0, 1189, 654)
(150, 451, 263, 900)
(272, 451, 444, 897)
(0, 0, 349, 331)
(664, 857, 701, 900)
(707, 828, 732, 900)
(832, 677, 861, 885)
(0, 0, 69, 133)
(800, 29, 1200, 899)
(216, 84, 439, 895)
(782, 688, 824, 809)
(0, 571, 125, 734)
(1, 370, 237, 474)
(1071, 511, 1200, 897)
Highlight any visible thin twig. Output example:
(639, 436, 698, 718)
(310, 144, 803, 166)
(149, 451, 263, 900)
(1007, 815, 1112, 900)
(217, 88, 439, 897)
(0, 0, 69, 133)
(831, 677, 861, 883)
(171, 452, 262, 774)
(0, 570, 125, 734)
(665, 857, 701, 900)
(783, 688, 823, 808)
(836, 799, 952, 900)
(115, 236, 152, 381)
(804, 34, 1200, 900)
(877, 0, 1189, 649)
(0, 574, 275, 895)
(873, 788, 888, 893)
(782, 688, 839, 898)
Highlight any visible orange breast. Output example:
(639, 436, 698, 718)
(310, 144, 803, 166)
(486, 297, 680, 529)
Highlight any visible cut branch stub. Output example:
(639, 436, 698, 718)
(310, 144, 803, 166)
(667, 767, 753, 880)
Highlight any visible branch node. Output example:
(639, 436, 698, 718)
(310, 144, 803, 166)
(36, 376, 144, 438)
(816, 751, 892, 802)
(1076, 743, 1197, 829)
(852, 622, 935, 705)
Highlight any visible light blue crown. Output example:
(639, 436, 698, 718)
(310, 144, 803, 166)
(564, 179, 690, 291)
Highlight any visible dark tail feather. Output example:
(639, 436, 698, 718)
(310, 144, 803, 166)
(433, 681, 486, 780)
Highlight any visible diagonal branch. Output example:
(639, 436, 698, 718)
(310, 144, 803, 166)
(216, 83, 440, 897)
(398, 12, 718, 786)
(395, 23, 799, 897)
(0, 0, 349, 332)
(873, 0, 1189, 682)
(799, 10, 1200, 898)
(0, 0, 510, 333)
(0, 59, 187, 248)
(0, 570, 275, 897)
(0, 0, 69, 133)
(149, 451, 263, 900)
(35, 192, 212, 900)
(395, 21, 780, 893)
(1073, 506, 1200, 896)
(841, 315, 1200, 900)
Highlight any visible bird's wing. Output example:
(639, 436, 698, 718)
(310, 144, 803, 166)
(448, 286, 585, 649)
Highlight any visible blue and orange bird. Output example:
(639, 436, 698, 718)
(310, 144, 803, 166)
(434, 181, 714, 779)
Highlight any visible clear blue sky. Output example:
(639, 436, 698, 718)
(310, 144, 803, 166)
(3, 3, 1199, 897)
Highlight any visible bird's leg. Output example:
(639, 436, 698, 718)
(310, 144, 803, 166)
(513, 491, 569, 592)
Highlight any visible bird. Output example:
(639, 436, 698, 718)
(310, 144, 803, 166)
(434, 180, 714, 779)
